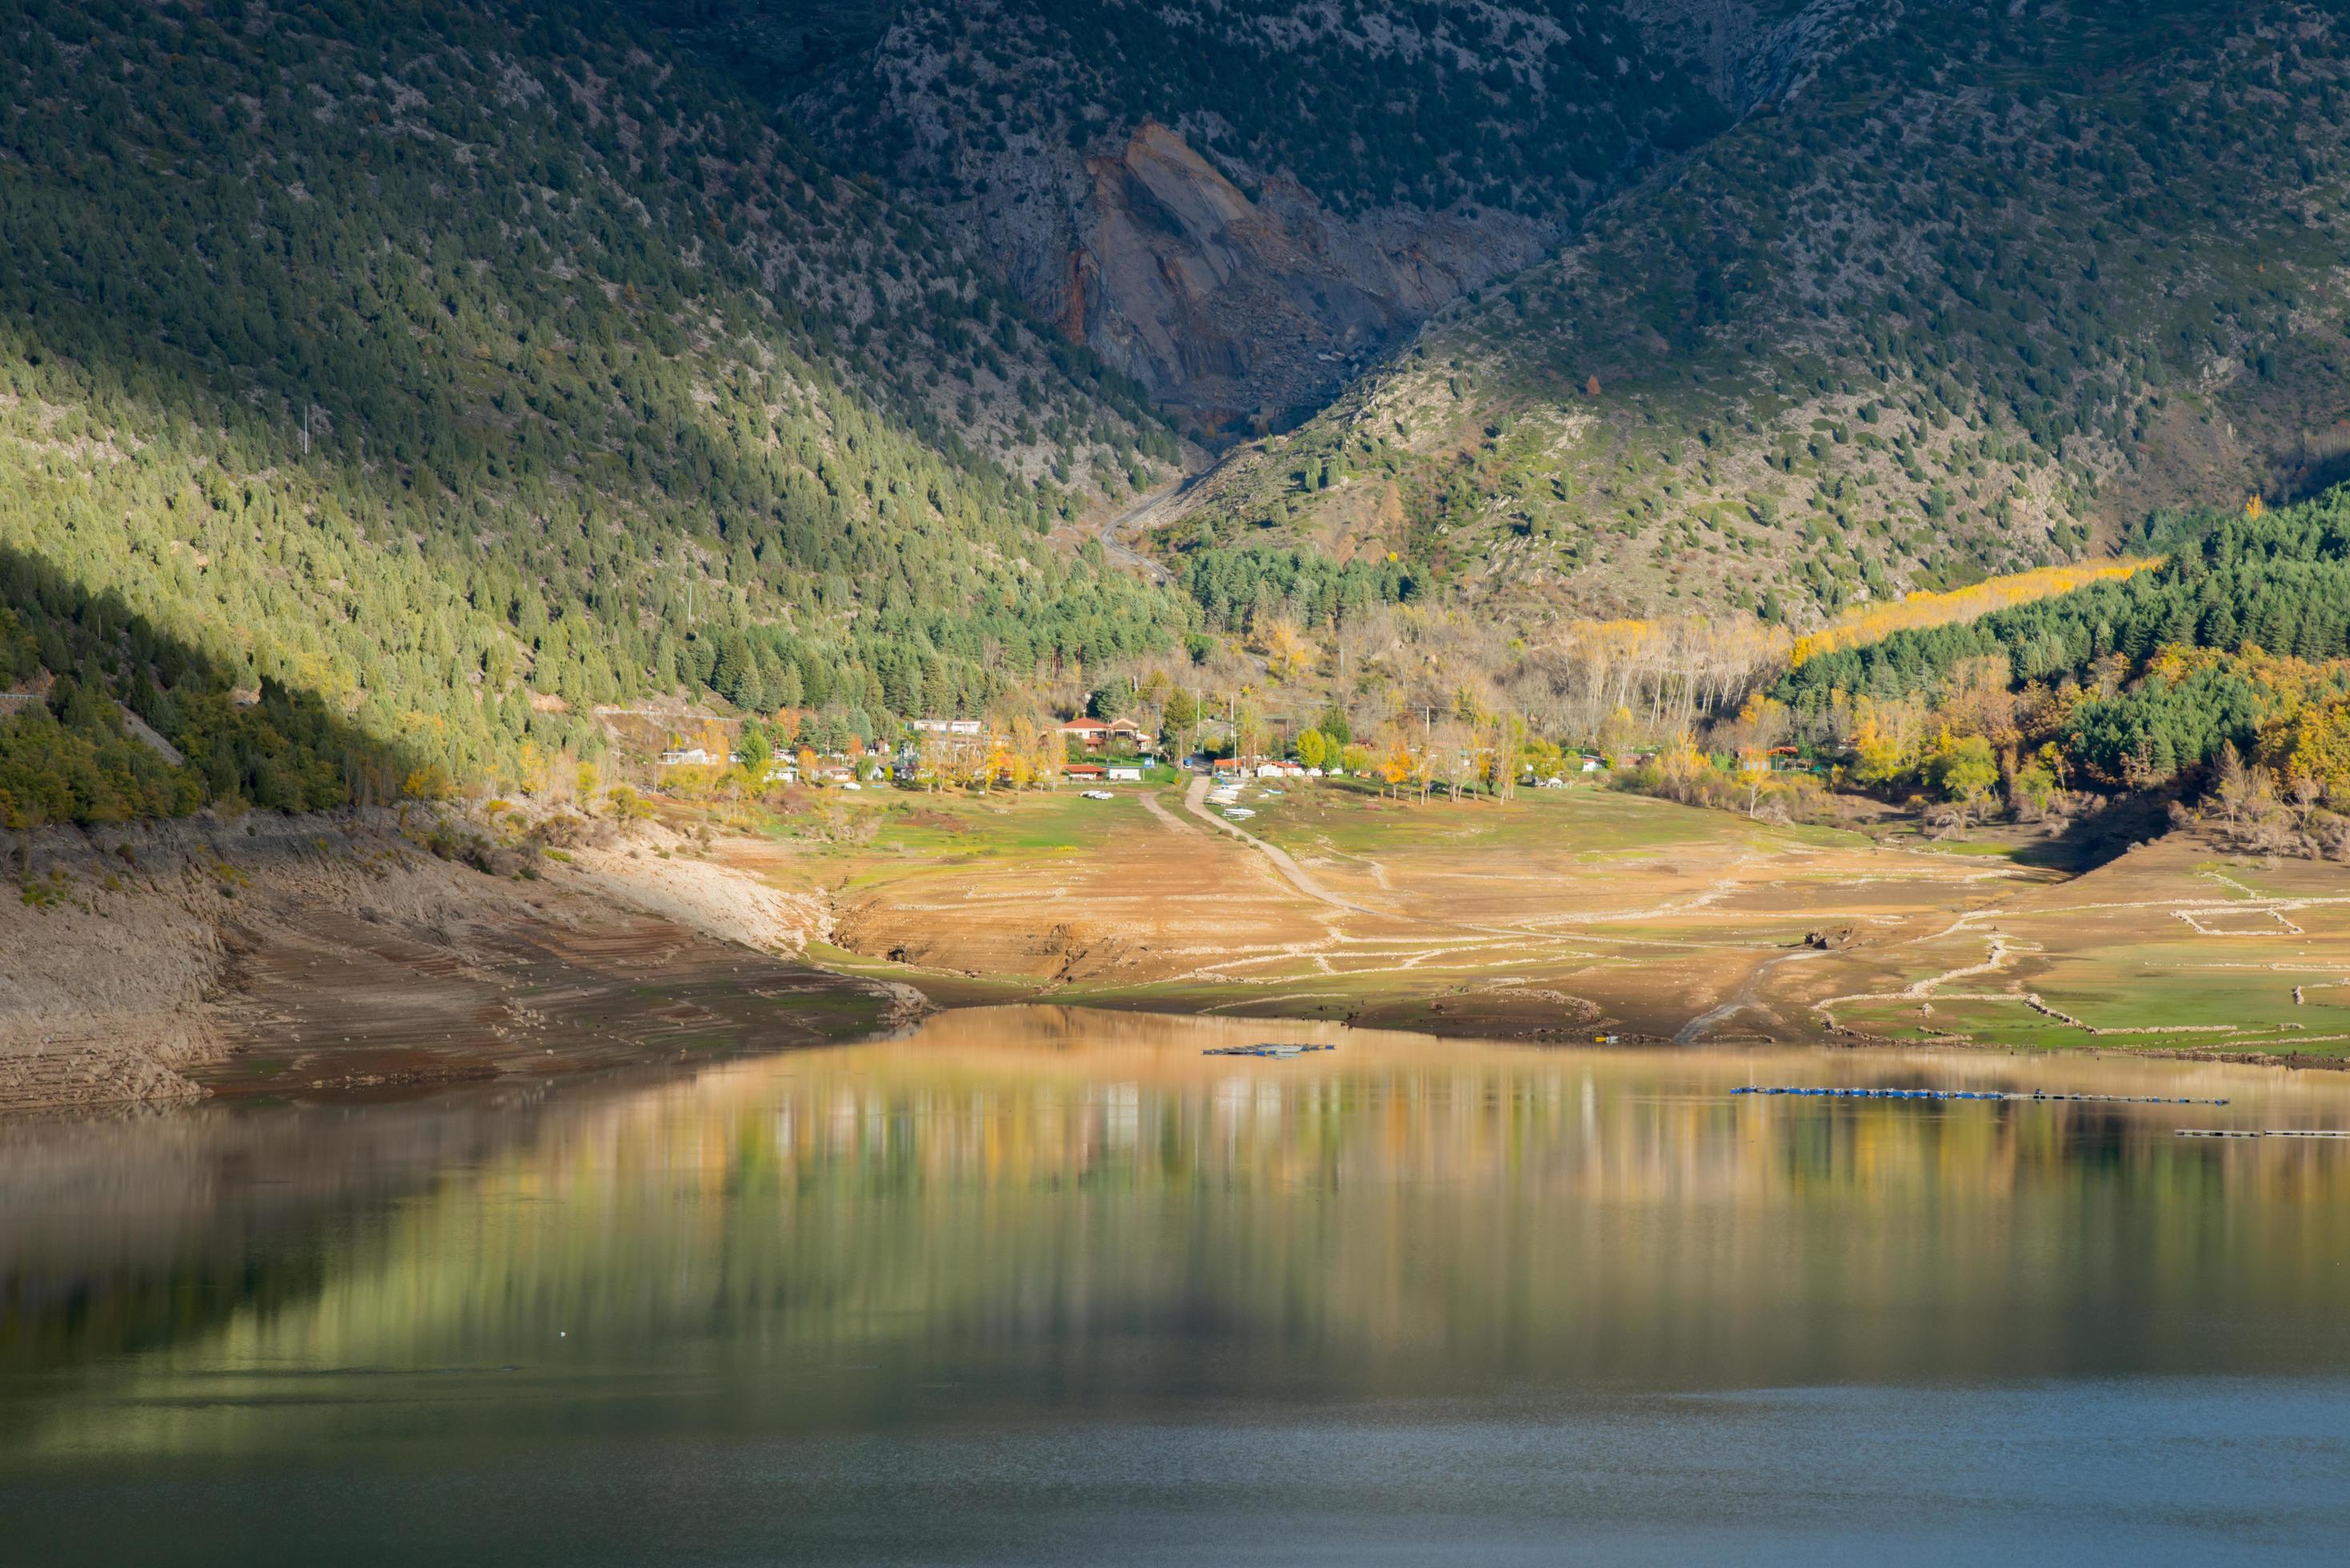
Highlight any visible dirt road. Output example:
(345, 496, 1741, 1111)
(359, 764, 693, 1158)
(1180, 776, 1389, 916)
(1673, 948, 1829, 1043)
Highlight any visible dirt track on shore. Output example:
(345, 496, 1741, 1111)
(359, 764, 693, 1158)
(815, 782, 2350, 1059)
(1181, 775, 1388, 914)
(16, 781, 2348, 1117)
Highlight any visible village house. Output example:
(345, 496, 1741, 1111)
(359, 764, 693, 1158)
(911, 718, 983, 737)
(1059, 717, 1150, 750)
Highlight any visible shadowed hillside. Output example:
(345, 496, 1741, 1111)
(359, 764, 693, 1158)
(0, 0, 1195, 813)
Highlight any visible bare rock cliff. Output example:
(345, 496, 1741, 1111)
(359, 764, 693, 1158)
(794, 0, 1872, 429)
(1048, 122, 1551, 426)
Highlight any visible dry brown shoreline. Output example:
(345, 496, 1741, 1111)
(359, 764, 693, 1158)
(9, 784, 2346, 1118)
(0, 809, 925, 1116)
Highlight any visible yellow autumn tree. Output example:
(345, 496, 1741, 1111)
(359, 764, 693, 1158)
(1737, 745, 1773, 818)
(1259, 617, 1311, 682)
(1379, 730, 1415, 798)
(1791, 559, 2157, 666)
(2264, 700, 2350, 804)
(1848, 695, 1927, 786)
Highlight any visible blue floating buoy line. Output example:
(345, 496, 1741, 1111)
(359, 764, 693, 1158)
(1731, 1086, 2230, 1106)
(2177, 1128, 2350, 1139)
(1203, 1042, 1337, 1058)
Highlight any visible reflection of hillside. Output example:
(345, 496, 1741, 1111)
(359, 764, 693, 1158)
(11, 1009, 2350, 1458)
(0, 1091, 587, 1378)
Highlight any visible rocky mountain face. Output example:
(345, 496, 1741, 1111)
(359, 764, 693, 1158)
(795, 1, 1838, 431)
(955, 117, 1555, 431)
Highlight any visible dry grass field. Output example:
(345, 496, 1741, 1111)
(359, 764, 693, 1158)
(714, 779, 2350, 1063)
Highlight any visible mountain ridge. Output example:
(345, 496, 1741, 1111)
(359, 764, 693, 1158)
(1159, 0, 2350, 628)
(7, 0, 2350, 831)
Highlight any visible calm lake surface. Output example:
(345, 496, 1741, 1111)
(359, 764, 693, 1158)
(5, 1006, 2350, 1562)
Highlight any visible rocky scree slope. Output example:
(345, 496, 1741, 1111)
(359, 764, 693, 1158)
(795, 1, 1849, 430)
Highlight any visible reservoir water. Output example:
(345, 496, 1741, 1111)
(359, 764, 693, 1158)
(5, 1006, 2349, 1562)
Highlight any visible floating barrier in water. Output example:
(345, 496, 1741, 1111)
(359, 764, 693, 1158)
(2177, 1128, 2350, 1139)
(1731, 1086, 2230, 1106)
(1203, 1042, 1337, 1058)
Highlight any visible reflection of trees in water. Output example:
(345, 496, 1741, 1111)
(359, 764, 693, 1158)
(0, 1089, 580, 1378)
(10, 1019, 2350, 1457)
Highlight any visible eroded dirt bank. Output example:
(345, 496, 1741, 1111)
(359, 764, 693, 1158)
(0, 810, 924, 1115)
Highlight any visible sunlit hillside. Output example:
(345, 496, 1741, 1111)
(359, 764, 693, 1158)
(1175, 1, 2350, 626)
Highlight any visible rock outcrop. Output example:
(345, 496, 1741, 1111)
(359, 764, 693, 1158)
(798, 1, 1818, 429)
(1624, 0, 1877, 112)
(1050, 122, 1551, 426)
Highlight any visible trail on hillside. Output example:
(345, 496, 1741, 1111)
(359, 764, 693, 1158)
(1095, 482, 1183, 583)
(1095, 450, 1243, 582)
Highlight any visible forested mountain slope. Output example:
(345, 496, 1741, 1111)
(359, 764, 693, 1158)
(1173, 0, 2350, 626)
(1771, 490, 2350, 791)
(0, 0, 1187, 824)
(792, 1, 1808, 426)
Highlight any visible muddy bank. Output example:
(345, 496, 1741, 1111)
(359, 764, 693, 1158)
(0, 810, 924, 1115)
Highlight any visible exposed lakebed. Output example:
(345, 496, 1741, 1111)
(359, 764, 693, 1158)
(4, 1007, 2348, 1560)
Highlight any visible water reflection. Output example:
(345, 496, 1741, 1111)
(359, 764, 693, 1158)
(4, 1006, 2349, 1468)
